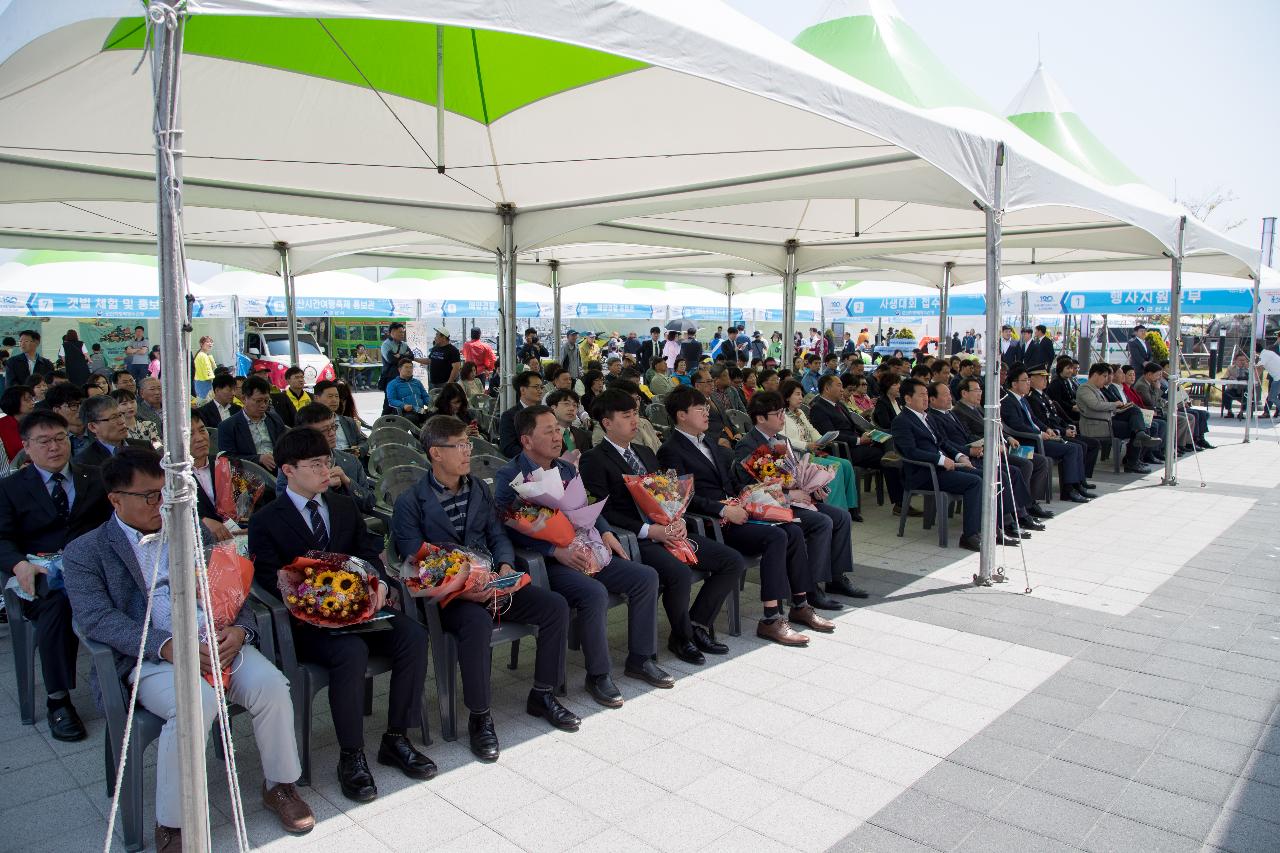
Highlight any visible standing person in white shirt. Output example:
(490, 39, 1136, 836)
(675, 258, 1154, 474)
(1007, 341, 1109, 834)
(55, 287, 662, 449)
(1257, 341, 1280, 418)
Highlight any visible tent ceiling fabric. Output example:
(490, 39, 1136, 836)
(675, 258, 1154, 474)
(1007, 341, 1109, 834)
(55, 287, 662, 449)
(0, 0, 1261, 297)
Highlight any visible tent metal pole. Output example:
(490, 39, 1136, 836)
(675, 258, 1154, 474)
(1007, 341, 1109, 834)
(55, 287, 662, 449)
(1244, 217, 1275, 442)
(725, 273, 735, 331)
(150, 2, 210, 847)
(435, 26, 446, 174)
(782, 241, 798, 366)
(977, 143, 1005, 585)
(549, 260, 561, 370)
(276, 242, 299, 367)
(1020, 290, 1030, 333)
(1162, 216, 1186, 486)
(500, 205, 518, 411)
(939, 262, 953, 355)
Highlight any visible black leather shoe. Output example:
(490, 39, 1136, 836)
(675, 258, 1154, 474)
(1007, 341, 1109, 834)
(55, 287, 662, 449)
(585, 674, 625, 708)
(1080, 480, 1097, 491)
(337, 749, 378, 802)
(995, 532, 1021, 546)
(1122, 464, 1149, 474)
(526, 690, 581, 731)
(958, 535, 981, 552)
(1062, 492, 1089, 503)
(1196, 440, 1214, 450)
(1017, 517, 1047, 532)
(376, 734, 437, 780)
(849, 509, 864, 522)
(624, 659, 675, 689)
(826, 576, 870, 599)
(468, 713, 500, 762)
(692, 625, 729, 655)
(1027, 503, 1055, 519)
(48, 704, 86, 742)
(667, 637, 705, 666)
(1003, 526, 1031, 540)
(807, 589, 844, 611)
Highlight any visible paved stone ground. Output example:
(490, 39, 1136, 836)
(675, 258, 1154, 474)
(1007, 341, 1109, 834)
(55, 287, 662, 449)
(1, 411, 1277, 852)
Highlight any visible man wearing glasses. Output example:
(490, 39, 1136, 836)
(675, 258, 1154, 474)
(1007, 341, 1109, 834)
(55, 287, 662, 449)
(73, 395, 152, 467)
(65, 447, 315, 851)
(274, 403, 376, 514)
(391, 415, 578, 761)
(497, 371, 545, 458)
(0, 410, 112, 741)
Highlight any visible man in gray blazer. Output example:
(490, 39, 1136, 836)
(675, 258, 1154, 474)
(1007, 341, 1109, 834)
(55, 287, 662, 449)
(1077, 363, 1159, 472)
(63, 448, 314, 851)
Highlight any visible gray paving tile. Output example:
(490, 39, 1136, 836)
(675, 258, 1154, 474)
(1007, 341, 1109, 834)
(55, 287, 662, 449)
(1080, 813, 1202, 853)
(1187, 687, 1280, 724)
(1052, 732, 1153, 778)
(1225, 777, 1280, 826)
(1010, 692, 1098, 729)
(909, 760, 1018, 811)
(991, 785, 1105, 846)
(1076, 710, 1174, 750)
(953, 818, 1081, 853)
(1098, 690, 1188, 726)
(944, 735, 1048, 783)
(977, 713, 1073, 754)
(1108, 780, 1225, 840)
(1158, 729, 1256, 776)
(1241, 750, 1280, 786)
(866, 789, 987, 850)
(1174, 707, 1269, 749)
(1030, 672, 1117, 708)
(1021, 756, 1130, 811)
(1133, 753, 1241, 806)
(829, 822, 939, 853)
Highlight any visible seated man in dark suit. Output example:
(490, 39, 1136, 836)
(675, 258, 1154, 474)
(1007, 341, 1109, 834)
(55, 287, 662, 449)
(0, 410, 112, 741)
(274, 403, 375, 513)
(393, 416, 578, 760)
(188, 418, 240, 544)
(890, 379, 983, 551)
(64, 448, 314, 850)
(494, 406, 669, 708)
(656, 386, 829, 646)
(926, 381, 1036, 543)
(73, 394, 153, 467)
(733, 391, 862, 608)
(807, 373, 905, 515)
(218, 375, 287, 472)
(1046, 357, 1081, 422)
(497, 371, 546, 458)
(950, 376, 1055, 522)
(579, 390, 745, 666)
(312, 380, 367, 459)
(1002, 368, 1092, 503)
(195, 373, 241, 429)
(1027, 368, 1102, 480)
(248, 428, 433, 803)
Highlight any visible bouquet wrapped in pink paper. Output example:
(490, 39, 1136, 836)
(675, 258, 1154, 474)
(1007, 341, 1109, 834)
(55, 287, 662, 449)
(784, 453, 837, 511)
(506, 467, 612, 574)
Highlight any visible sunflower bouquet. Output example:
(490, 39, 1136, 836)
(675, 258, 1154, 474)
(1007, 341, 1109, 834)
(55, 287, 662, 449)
(402, 543, 489, 606)
(622, 469, 697, 564)
(740, 443, 795, 488)
(277, 551, 380, 627)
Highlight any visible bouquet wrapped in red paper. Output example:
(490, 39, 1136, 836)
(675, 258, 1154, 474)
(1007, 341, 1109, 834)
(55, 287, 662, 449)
(623, 470, 698, 565)
(739, 443, 795, 488)
(277, 551, 380, 627)
(199, 539, 255, 688)
(735, 481, 795, 523)
(214, 457, 269, 525)
(505, 467, 612, 574)
(402, 543, 488, 606)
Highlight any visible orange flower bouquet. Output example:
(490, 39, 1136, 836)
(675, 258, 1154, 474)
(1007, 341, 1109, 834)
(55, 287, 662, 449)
(199, 539, 255, 688)
(277, 551, 380, 628)
(623, 470, 698, 564)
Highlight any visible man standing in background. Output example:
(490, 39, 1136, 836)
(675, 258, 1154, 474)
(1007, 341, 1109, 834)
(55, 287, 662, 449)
(124, 325, 150, 386)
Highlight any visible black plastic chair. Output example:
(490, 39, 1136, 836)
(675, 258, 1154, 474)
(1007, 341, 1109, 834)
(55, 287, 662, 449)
(896, 458, 960, 548)
(376, 464, 426, 512)
(1, 572, 36, 724)
(468, 454, 508, 486)
(368, 426, 417, 450)
(251, 579, 430, 787)
(725, 409, 751, 436)
(645, 403, 670, 429)
(371, 414, 419, 434)
(469, 436, 504, 459)
(369, 442, 428, 479)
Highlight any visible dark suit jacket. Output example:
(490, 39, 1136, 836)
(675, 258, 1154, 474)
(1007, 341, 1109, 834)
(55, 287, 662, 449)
(1000, 392, 1046, 436)
(655, 430, 736, 519)
(391, 471, 516, 568)
(64, 516, 253, 685)
(498, 404, 524, 459)
(731, 428, 790, 493)
(247, 490, 386, 600)
(1028, 389, 1070, 433)
(926, 409, 975, 458)
(890, 409, 950, 487)
(562, 425, 593, 453)
(4, 355, 54, 388)
(196, 399, 240, 429)
(492, 454, 612, 556)
(72, 438, 153, 469)
(217, 409, 287, 461)
(270, 392, 299, 429)
(679, 339, 703, 367)
(638, 339, 662, 372)
(0, 463, 112, 574)
(194, 463, 220, 522)
(579, 441, 661, 535)
(1000, 340, 1025, 367)
(1127, 336, 1152, 372)
(808, 396, 862, 446)
(950, 400, 985, 441)
(872, 395, 901, 430)
(1047, 376, 1078, 419)
(1025, 337, 1055, 370)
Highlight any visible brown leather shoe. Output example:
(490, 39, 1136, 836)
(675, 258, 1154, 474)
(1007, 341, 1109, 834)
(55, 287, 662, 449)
(788, 605, 836, 633)
(155, 825, 181, 853)
(263, 782, 316, 835)
(756, 618, 809, 646)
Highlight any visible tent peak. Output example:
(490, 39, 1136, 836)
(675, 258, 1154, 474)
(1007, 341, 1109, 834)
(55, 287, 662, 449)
(1004, 61, 1075, 118)
(813, 0, 904, 26)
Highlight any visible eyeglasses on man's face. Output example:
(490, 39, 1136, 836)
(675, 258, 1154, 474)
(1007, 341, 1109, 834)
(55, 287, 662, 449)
(114, 489, 164, 506)
(432, 442, 473, 453)
(26, 432, 69, 449)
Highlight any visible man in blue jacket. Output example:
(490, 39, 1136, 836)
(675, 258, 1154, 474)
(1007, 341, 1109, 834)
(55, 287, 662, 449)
(384, 357, 430, 425)
(493, 406, 668, 708)
(392, 415, 578, 761)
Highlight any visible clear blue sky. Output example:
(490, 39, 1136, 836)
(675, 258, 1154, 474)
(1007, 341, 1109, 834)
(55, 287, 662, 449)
(726, 0, 1278, 248)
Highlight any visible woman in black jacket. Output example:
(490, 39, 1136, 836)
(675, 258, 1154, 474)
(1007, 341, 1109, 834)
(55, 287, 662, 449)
(872, 372, 903, 430)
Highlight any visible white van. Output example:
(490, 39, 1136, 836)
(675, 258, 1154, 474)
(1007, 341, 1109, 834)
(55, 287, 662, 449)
(244, 325, 335, 389)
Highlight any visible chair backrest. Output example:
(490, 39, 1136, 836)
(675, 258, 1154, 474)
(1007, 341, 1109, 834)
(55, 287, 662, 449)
(370, 442, 428, 477)
(469, 394, 496, 416)
(371, 414, 418, 434)
(369, 426, 417, 450)
(646, 403, 670, 427)
(468, 454, 508, 485)
(9, 448, 27, 469)
(470, 436, 504, 458)
(725, 409, 750, 435)
(376, 464, 426, 509)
